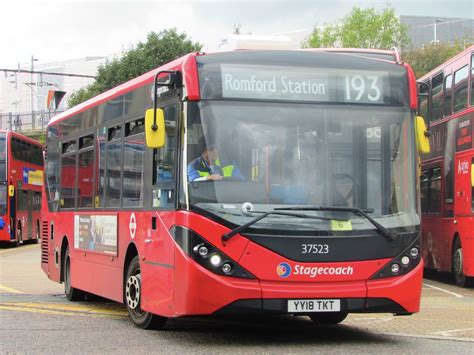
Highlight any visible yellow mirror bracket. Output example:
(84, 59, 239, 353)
(471, 164, 474, 187)
(415, 116, 430, 154)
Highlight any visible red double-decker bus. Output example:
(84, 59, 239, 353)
(42, 46, 428, 329)
(418, 45, 474, 287)
(0, 130, 43, 246)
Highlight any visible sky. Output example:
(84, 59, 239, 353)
(1, 0, 473, 68)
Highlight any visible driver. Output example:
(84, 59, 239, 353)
(187, 139, 244, 182)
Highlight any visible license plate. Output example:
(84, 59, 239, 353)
(287, 299, 341, 313)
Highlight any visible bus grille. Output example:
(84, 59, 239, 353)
(41, 221, 49, 264)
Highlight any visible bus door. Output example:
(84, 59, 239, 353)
(142, 102, 179, 314)
(455, 153, 473, 216)
(17, 189, 29, 241)
(27, 190, 33, 240)
(9, 187, 15, 240)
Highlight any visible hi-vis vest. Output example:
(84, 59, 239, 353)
(197, 158, 235, 178)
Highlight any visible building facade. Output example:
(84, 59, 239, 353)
(0, 56, 110, 132)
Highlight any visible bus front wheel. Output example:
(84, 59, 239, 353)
(64, 246, 85, 301)
(309, 312, 348, 325)
(452, 238, 473, 288)
(125, 256, 167, 329)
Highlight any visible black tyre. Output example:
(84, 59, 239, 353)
(125, 256, 167, 329)
(309, 312, 348, 325)
(64, 246, 85, 301)
(14, 224, 22, 247)
(33, 223, 40, 244)
(452, 238, 474, 288)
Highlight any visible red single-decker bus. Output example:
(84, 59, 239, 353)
(42, 46, 427, 328)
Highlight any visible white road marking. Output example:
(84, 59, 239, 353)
(431, 327, 474, 336)
(423, 282, 464, 298)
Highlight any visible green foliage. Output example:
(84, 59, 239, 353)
(403, 41, 472, 78)
(68, 29, 201, 107)
(303, 7, 410, 49)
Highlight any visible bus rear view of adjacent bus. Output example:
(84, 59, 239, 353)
(42, 46, 428, 329)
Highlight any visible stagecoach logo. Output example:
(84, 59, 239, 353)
(129, 213, 137, 239)
(276, 262, 354, 278)
(276, 262, 292, 278)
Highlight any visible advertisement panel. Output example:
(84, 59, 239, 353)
(74, 214, 117, 255)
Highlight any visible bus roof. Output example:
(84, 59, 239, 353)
(418, 45, 474, 82)
(48, 53, 199, 127)
(0, 130, 43, 146)
(48, 48, 409, 127)
(305, 48, 400, 62)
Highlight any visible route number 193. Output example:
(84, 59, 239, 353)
(345, 75, 383, 103)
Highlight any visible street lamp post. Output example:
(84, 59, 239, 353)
(30, 55, 38, 130)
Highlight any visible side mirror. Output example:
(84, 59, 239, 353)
(415, 116, 430, 154)
(145, 108, 165, 148)
(8, 185, 14, 197)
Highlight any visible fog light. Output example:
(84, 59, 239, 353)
(222, 263, 233, 274)
(210, 254, 222, 266)
(401, 256, 410, 266)
(410, 247, 419, 258)
(391, 263, 400, 274)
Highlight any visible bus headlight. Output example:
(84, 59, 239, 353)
(371, 238, 421, 280)
(401, 256, 410, 266)
(391, 263, 401, 274)
(410, 247, 419, 258)
(210, 254, 222, 266)
(170, 225, 254, 279)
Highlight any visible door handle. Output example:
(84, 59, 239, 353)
(144, 239, 153, 244)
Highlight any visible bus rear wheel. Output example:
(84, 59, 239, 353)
(64, 246, 85, 301)
(125, 256, 167, 329)
(14, 225, 22, 247)
(452, 238, 473, 288)
(309, 312, 348, 325)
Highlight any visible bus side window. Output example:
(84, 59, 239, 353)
(106, 126, 123, 208)
(428, 167, 441, 214)
(453, 65, 469, 113)
(123, 119, 145, 208)
(471, 53, 474, 106)
(444, 74, 452, 117)
(152, 105, 177, 208)
(420, 170, 429, 213)
(430, 73, 444, 122)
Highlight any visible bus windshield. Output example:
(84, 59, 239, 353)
(185, 100, 418, 234)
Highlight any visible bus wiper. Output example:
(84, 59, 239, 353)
(221, 211, 347, 242)
(274, 206, 395, 242)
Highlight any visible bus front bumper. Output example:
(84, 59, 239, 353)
(170, 254, 423, 317)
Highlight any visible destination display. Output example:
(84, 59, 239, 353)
(212, 64, 390, 104)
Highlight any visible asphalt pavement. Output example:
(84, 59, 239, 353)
(1, 243, 473, 353)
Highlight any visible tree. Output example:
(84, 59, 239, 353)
(303, 7, 410, 49)
(68, 28, 201, 107)
(403, 41, 472, 78)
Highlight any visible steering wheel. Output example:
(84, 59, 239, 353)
(332, 173, 355, 201)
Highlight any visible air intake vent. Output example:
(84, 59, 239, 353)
(41, 221, 49, 264)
